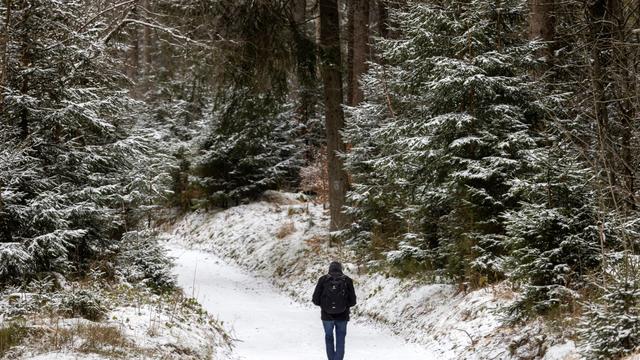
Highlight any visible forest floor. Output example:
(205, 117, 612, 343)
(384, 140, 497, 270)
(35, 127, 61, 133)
(161, 191, 579, 360)
(167, 245, 433, 360)
(0, 280, 233, 360)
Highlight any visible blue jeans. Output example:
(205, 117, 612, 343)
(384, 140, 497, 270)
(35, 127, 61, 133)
(322, 320, 347, 360)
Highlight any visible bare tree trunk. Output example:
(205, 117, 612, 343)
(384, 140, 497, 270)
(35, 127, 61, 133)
(588, 0, 618, 205)
(349, 0, 369, 105)
(319, 0, 349, 233)
(609, 0, 637, 210)
(0, 0, 11, 113)
(291, 0, 315, 118)
(127, 3, 140, 86)
(378, 0, 389, 38)
(18, 0, 29, 139)
(142, 0, 152, 72)
(290, 0, 318, 162)
(347, 0, 354, 105)
(529, 0, 555, 66)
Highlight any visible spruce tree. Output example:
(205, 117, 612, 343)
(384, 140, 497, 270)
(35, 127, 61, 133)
(195, 89, 303, 207)
(579, 258, 640, 359)
(345, 0, 544, 283)
(0, 0, 157, 282)
(503, 140, 600, 318)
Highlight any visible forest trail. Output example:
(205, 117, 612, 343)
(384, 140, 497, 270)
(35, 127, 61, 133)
(167, 245, 435, 360)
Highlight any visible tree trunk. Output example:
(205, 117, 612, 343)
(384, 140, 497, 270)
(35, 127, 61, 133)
(319, 0, 349, 232)
(347, 0, 354, 105)
(378, 0, 389, 38)
(609, 0, 637, 210)
(291, 0, 315, 120)
(349, 0, 369, 105)
(290, 0, 318, 162)
(142, 0, 152, 72)
(588, 0, 618, 204)
(127, 3, 140, 85)
(18, 0, 29, 139)
(529, 0, 555, 62)
(0, 0, 10, 111)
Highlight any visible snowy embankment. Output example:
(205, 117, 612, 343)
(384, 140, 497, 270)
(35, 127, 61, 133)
(1, 285, 233, 359)
(162, 191, 579, 360)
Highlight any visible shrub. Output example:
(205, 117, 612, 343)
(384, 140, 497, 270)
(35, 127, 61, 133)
(195, 89, 303, 207)
(116, 231, 176, 292)
(299, 147, 328, 202)
(579, 256, 640, 359)
(0, 321, 28, 356)
(276, 222, 296, 239)
(58, 289, 108, 321)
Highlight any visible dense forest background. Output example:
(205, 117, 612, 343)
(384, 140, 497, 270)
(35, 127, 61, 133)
(1, 0, 640, 358)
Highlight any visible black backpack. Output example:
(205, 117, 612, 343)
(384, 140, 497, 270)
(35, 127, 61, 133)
(321, 274, 348, 314)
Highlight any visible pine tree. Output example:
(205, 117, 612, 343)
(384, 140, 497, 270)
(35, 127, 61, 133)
(344, 0, 545, 283)
(0, 135, 33, 278)
(0, 0, 157, 283)
(116, 230, 176, 292)
(503, 140, 601, 318)
(195, 89, 303, 207)
(580, 257, 640, 359)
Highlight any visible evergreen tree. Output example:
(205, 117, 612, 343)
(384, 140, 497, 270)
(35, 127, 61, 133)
(0, 0, 159, 283)
(503, 140, 601, 318)
(0, 136, 33, 278)
(195, 89, 303, 207)
(580, 257, 640, 359)
(116, 230, 176, 292)
(344, 0, 545, 283)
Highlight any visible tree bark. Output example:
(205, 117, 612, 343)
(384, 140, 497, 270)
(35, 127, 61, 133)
(290, 0, 318, 162)
(127, 3, 140, 85)
(347, 0, 354, 105)
(349, 0, 369, 105)
(378, 0, 389, 38)
(587, 0, 618, 204)
(0, 0, 11, 113)
(142, 0, 152, 72)
(529, 0, 555, 61)
(291, 0, 316, 120)
(319, 0, 349, 232)
(609, 0, 637, 210)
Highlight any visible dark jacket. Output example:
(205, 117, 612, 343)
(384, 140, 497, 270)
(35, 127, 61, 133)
(312, 262, 357, 321)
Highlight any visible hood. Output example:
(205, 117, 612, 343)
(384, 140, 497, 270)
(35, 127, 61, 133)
(328, 261, 343, 275)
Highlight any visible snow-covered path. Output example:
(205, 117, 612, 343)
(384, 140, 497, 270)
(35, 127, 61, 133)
(167, 245, 435, 360)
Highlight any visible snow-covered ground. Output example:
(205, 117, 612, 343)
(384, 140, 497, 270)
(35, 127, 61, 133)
(161, 191, 580, 360)
(168, 245, 433, 360)
(1, 285, 233, 359)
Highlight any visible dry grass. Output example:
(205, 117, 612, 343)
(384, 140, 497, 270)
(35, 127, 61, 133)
(77, 324, 131, 354)
(44, 321, 138, 358)
(0, 322, 28, 357)
(299, 147, 329, 203)
(304, 235, 326, 248)
(490, 283, 517, 301)
(261, 191, 301, 205)
(276, 221, 295, 239)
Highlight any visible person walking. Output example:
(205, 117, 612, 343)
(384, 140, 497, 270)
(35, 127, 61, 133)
(312, 261, 357, 360)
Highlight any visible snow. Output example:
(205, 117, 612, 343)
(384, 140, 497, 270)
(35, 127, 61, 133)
(544, 341, 579, 360)
(161, 191, 580, 359)
(28, 353, 109, 360)
(1, 285, 232, 359)
(167, 245, 433, 360)
(109, 304, 229, 359)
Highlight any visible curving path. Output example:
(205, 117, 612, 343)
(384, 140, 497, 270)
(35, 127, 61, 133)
(167, 245, 435, 360)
